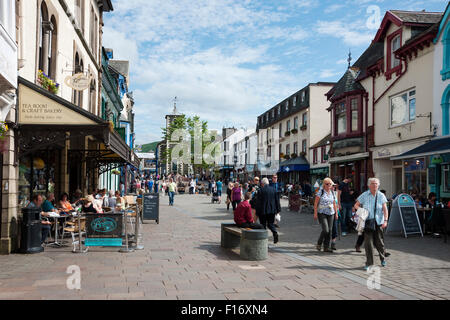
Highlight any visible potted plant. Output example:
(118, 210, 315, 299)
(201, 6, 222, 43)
(300, 151, 307, 157)
(285, 131, 291, 137)
(279, 153, 285, 159)
(0, 122, 9, 153)
(291, 153, 298, 159)
(284, 154, 291, 160)
(37, 70, 60, 94)
(300, 124, 307, 131)
(291, 128, 298, 134)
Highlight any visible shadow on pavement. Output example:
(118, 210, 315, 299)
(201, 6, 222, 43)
(195, 242, 242, 261)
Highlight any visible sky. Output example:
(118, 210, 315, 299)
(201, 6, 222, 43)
(103, 0, 448, 145)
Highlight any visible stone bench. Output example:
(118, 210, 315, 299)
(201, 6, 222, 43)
(220, 223, 268, 260)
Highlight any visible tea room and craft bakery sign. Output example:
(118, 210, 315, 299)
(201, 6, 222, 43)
(18, 83, 96, 125)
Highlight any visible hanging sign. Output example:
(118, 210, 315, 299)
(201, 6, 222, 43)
(387, 194, 423, 238)
(64, 73, 90, 91)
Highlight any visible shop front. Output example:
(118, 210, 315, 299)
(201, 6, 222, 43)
(278, 157, 310, 185)
(392, 136, 450, 201)
(309, 167, 329, 186)
(329, 152, 369, 194)
(16, 77, 136, 208)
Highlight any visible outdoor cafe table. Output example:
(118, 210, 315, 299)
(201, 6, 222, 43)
(46, 212, 73, 247)
(417, 206, 432, 234)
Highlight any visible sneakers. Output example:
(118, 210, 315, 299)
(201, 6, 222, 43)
(341, 232, 347, 236)
(316, 244, 322, 251)
(355, 246, 362, 252)
(273, 233, 279, 244)
(381, 260, 387, 267)
(364, 265, 370, 271)
(331, 243, 337, 251)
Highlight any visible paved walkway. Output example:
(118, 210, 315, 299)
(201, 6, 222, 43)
(0, 193, 448, 300)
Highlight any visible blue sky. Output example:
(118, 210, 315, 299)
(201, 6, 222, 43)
(103, 0, 447, 145)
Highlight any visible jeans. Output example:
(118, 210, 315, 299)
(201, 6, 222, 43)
(332, 216, 338, 239)
(317, 213, 334, 249)
(341, 202, 353, 233)
(168, 191, 175, 205)
(232, 200, 241, 211)
(41, 224, 51, 244)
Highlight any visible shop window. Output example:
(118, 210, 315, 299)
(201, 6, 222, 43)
(321, 146, 327, 163)
(444, 164, 450, 193)
(441, 23, 450, 80)
(404, 158, 427, 195)
(391, 89, 416, 126)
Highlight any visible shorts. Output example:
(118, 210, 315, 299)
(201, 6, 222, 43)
(217, 190, 222, 197)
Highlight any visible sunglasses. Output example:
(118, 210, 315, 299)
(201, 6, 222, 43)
(325, 183, 332, 185)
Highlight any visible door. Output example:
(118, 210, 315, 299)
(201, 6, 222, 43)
(394, 167, 402, 195)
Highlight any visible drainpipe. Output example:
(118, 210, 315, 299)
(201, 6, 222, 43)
(364, 92, 369, 186)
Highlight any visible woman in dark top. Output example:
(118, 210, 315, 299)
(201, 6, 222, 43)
(82, 195, 98, 213)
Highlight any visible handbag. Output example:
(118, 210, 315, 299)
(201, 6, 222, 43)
(364, 192, 378, 232)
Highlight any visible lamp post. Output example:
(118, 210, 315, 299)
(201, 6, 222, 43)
(233, 155, 238, 182)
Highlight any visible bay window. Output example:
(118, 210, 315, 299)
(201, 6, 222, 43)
(336, 102, 346, 134)
(391, 35, 401, 68)
(351, 98, 358, 132)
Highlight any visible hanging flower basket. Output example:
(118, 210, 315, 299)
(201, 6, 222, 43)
(112, 169, 121, 175)
(0, 122, 9, 153)
(291, 129, 298, 134)
(285, 131, 291, 137)
(37, 70, 59, 94)
(300, 125, 307, 131)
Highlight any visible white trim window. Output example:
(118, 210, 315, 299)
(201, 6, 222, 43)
(0, 0, 15, 39)
(285, 100, 289, 111)
(391, 35, 401, 68)
(293, 96, 297, 107)
(390, 89, 416, 127)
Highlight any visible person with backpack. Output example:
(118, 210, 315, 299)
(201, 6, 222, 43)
(314, 178, 338, 253)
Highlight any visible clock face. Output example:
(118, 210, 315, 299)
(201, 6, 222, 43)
(391, 95, 407, 125)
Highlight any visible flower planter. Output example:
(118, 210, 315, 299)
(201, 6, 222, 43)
(291, 129, 298, 134)
(38, 70, 60, 94)
(285, 131, 291, 137)
(300, 125, 307, 131)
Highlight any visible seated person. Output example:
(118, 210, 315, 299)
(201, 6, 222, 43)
(82, 195, 98, 213)
(234, 192, 264, 229)
(59, 193, 74, 212)
(106, 190, 117, 209)
(27, 194, 52, 245)
(115, 190, 125, 209)
(42, 192, 59, 213)
(71, 189, 83, 206)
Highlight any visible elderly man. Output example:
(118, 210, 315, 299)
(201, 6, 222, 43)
(42, 192, 58, 213)
(354, 178, 389, 270)
(27, 194, 52, 245)
(257, 178, 281, 244)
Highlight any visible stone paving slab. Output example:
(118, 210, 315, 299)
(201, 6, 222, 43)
(0, 193, 447, 300)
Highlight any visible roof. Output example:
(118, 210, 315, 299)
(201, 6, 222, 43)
(354, 42, 384, 80)
(310, 134, 331, 149)
(390, 10, 443, 25)
(327, 67, 365, 101)
(101, 0, 114, 12)
(109, 60, 130, 78)
(391, 136, 450, 160)
(434, 2, 450, 43)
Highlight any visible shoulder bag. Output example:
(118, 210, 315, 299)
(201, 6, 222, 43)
(364, 192, 378, 232)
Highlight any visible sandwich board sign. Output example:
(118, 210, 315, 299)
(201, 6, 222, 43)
(387, 194, 423, 238)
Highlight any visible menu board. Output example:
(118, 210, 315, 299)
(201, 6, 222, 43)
(143, 193, 159, 223)
(387, 194, 423, 238)
(85, 213, 123, 247)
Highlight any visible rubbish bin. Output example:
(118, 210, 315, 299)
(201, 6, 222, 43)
(20, 207, 44, 254)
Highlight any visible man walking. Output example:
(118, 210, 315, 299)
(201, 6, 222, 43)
(257, 178, 281, 244)
(338, 176, 354, 236)
(168, 178, 177, 206)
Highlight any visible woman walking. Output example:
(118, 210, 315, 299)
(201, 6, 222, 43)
(226, 182, 233, 211)
(231, 182, 242, 211)
(314, 178, 338, 253)
(354, 178, 389, 270)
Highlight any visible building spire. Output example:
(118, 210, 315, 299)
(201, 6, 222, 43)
(172, 96, 178, 114)
(347, 49, 352, 68)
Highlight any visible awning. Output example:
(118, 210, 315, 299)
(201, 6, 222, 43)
(16, 77, 136, 166)
(279, 156, 310, 172)
(391, 136, 450, 160)
(329, 152, 369, 163)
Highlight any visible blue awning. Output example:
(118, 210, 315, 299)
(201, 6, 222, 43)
(391, 136, 450, 160)
(279, 156, 310, 172)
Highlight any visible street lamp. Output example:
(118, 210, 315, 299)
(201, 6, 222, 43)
(233, 155, 238, 182)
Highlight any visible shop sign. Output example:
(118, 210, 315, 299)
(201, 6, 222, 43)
(431, 155, 443, 165)
(64, 73, 90, 91)
(377, 148, 391, 158)
(18, 83, 96, 125)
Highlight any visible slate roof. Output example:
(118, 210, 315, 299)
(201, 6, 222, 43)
(109, 60, 130, 78)
(353, 42, 384, 80)
(310, 134, 331, 149)
(328, 67, 365, 101)
(390, 10, 443, 25)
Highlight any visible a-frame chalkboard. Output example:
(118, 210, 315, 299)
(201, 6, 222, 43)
(387, 194, 423, 238)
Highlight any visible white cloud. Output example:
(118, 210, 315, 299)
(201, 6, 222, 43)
(319, 69, 341, 79)
(316, 20, 374, 46)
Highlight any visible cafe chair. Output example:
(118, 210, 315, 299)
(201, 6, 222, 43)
(63, 218, 86, 252)
(102, 207, 112, 213)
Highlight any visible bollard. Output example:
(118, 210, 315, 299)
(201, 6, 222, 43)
(120, 210, 134, 253)
(133, 204, 144, 250)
